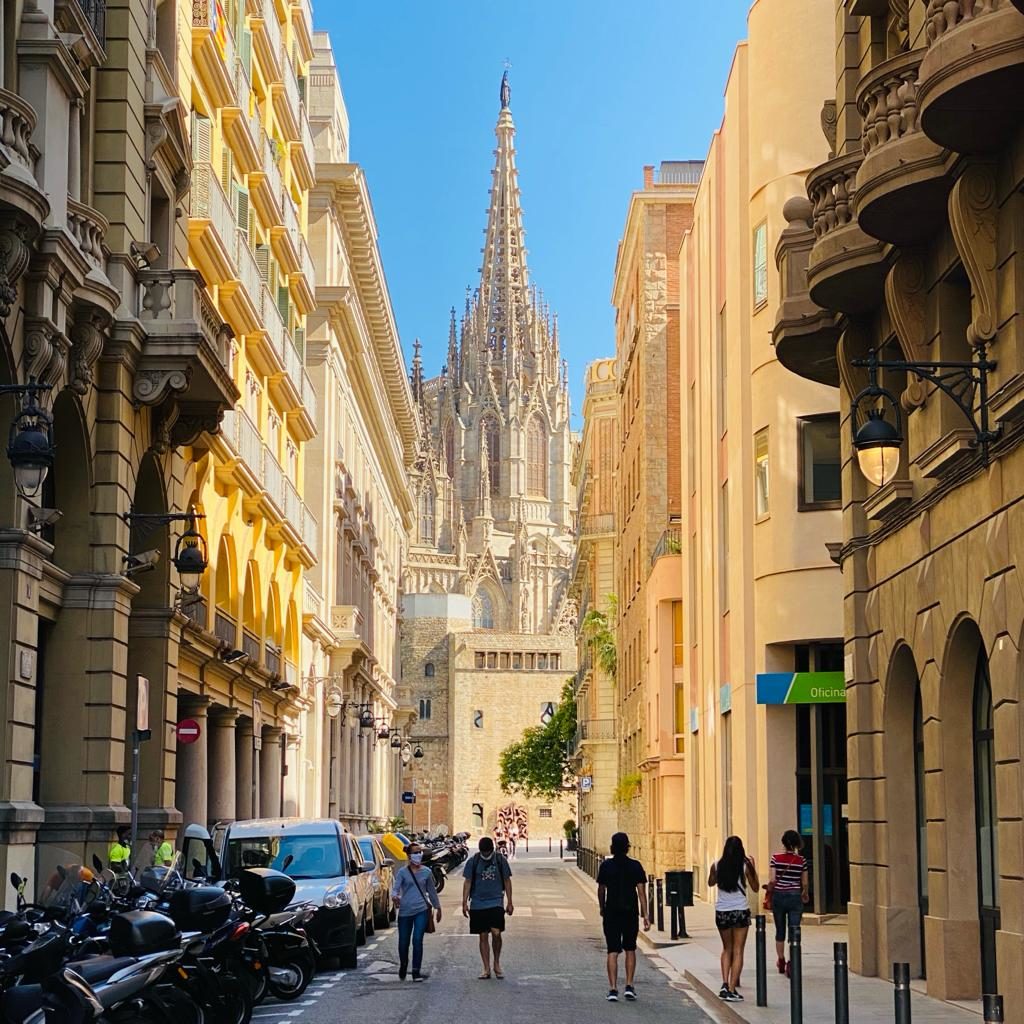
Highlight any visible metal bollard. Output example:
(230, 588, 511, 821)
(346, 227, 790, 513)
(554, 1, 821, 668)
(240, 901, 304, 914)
(559, 839, 563, 859)
(655, 878, 665, 932)
(789, 923, 803, 1024)
(755, 915, 767, 1007)
(548, 836, 552, 853)
(834, 942, 849, 1024)
(983, 995, 1004, 1023)
(894, 963, 911, 1024)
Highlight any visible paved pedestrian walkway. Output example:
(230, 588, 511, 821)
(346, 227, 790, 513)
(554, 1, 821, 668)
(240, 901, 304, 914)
(600, 880, 983, 1023)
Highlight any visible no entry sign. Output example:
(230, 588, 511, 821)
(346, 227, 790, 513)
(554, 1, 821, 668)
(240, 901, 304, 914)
(176, 718, 201, 745)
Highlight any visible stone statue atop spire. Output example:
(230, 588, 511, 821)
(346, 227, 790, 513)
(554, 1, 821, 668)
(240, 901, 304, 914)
(500, 69, 511, 110)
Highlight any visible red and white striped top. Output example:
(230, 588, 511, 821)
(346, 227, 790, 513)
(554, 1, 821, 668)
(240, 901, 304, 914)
(770, 851, 806, 892)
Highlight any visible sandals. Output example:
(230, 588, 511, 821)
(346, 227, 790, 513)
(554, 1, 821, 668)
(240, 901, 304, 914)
(494, 968, 505, 979)
(478, 971, 492, 980)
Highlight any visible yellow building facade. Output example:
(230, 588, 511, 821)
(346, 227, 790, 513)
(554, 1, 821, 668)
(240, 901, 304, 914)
(677, 0, 844, 910)
(570, 358, 620, 873)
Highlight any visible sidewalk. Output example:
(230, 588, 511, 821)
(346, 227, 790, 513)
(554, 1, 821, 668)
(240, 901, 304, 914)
(635, 892, 982, 1023)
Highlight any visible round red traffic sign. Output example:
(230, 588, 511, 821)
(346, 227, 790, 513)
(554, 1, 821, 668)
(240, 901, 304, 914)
(176, 718, 201, 745)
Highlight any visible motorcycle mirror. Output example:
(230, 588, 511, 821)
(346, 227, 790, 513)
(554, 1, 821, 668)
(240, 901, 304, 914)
(361, 860, 375, 873)
(281, 854, 294, 871)
(91, 854, 103, 874)
(183, 823, 212, 841)
(9, 873, 20, 891)
(191, 858, 206, 877)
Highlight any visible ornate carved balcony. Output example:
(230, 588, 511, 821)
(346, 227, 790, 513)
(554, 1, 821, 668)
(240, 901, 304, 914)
(918, 0, 1024, 153)
(806, 153, 888, 315)
(136, 268, 241, 445)
(854, 49, 951, 245)
(772, 197, 841, 386)
(0, 88, 48, 253)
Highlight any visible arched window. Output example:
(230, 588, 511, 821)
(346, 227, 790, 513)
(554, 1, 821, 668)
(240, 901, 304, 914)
(472, 803, 484, 829)
(481, 418, 500, 496)
(419, 486, 435, 544)
(443, 419, 455, 480)
(527, 415, 547, 496)
(472, 588, 495, 629)
(424, 662, 435, 678)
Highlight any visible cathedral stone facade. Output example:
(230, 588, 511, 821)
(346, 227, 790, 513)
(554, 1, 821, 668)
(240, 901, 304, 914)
(400, 76, 576, 837)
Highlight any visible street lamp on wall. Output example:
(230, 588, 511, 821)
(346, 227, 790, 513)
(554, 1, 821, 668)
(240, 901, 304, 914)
(1, 381, 54, 500)
(122, 506, 208, 593)
(851, 346, 1000, 486)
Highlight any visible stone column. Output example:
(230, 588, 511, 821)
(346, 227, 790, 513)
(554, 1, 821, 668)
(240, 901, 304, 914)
(235, 717, 254, 820)
(340, 715, 353, 821)
(175, 697, 211, 830)
(207, 707, 238, 826)
(260, 727, 283, 818)
(283, 734, 300, 816)
(68, 98, 82, 201)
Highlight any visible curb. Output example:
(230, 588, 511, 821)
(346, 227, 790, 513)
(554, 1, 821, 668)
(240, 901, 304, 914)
(683, 969, 750, 1024)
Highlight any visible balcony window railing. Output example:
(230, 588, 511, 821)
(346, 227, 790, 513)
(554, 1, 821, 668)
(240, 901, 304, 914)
(242, 628, 261, 663)
(184, 596, 208, 630)
(235, 231, 264, 312)
(215, 610, 237, 647)
(265, 644, 281, 675)
(261, 0, 283, 72)
(651, 526, 682, 566)
(78, 0, 106, 45)
(192, 164, 236, 251)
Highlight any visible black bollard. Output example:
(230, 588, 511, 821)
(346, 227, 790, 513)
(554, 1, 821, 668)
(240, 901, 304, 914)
(548, 836, 552, 853)
(789, 923, 803, 1024)
(894, 963, 911, 1024)
(983, 995, 1004, 1023)
(670, 902, 678, 940)
(755, 915, 767, 1007)
(559, 839, 563, 859)
(656, 878, 665, 932)
(834, 942, 849, 1024)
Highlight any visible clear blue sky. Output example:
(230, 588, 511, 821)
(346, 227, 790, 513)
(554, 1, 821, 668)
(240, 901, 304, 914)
(318, 1, 750, 425)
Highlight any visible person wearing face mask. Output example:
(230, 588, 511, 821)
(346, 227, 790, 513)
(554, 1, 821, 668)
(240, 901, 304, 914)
(391, 842, 442, 980)
(462, 836, 513, 979)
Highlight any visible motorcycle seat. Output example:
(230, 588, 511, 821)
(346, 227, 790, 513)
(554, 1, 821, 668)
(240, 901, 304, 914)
(3, 983, 43, 1019)
(69, 955, 139, 983)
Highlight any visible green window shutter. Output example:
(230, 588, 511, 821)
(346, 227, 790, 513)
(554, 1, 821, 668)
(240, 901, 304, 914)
(277, 284, 290, 322)
(191, 112, 212, 164)
(293, 326, 306, 358)
(240, 29, 252, 75)
(235, 186, 249, 232)
(298, 76, 307, 105)
(254, 243, 271, 283)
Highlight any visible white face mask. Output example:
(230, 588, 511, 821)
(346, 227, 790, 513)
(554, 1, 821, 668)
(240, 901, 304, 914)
(410, 852, 423, 865)
(480, 851, 494, 861)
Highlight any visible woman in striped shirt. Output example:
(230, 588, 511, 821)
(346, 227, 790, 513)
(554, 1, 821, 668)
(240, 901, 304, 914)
(768, 830, 808, 976)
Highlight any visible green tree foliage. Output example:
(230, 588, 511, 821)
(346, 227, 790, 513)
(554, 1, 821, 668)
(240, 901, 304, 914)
(581, 593, 618, 680)
(499, 681, 577, 800)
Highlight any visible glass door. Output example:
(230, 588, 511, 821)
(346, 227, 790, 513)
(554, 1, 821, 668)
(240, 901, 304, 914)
(973, 651, 999, 995)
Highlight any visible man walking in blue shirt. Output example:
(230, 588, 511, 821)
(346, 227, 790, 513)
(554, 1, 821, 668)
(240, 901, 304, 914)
(462, 836, 514, 979)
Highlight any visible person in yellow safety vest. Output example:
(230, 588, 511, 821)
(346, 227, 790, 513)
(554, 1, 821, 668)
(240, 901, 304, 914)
(150, 830, 174, 867)
(108, 825, 132, 875)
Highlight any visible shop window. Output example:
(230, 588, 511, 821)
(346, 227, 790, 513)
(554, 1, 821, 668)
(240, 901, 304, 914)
(418, 698, 431, 721)
(798, 414, 842, 510)
(754, 428, 770, 519)
(753, 221, 768, 308)
(424, 662, 435, 678)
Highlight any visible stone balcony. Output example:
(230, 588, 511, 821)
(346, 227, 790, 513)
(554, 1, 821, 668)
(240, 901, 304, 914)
(330, 604, 372, 671)
(806, 153, 888, 315)
(0, 88, 48, 255)
(135, 268, 240, 444)
(772, 196, 841, 386)
(854, 48, 951, 245)
(192, 0, 238, 110)
(918, 0, 1024, 153)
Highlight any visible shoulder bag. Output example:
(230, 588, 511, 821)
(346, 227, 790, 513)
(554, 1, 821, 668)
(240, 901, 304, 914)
(408, 867, 436, 933)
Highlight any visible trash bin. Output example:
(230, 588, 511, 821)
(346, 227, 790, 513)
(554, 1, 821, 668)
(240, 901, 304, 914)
(664, 869, 694, 908)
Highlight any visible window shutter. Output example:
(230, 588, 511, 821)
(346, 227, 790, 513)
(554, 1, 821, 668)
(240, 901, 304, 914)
(254, 243, 271, 283)
(235, 186, 250, 234)
(191, 112, 212, 164)
(298, 75, 307, 106)
(293, 327, 306, 358)
(277, 284, 290, 322)
(221, 147, 234, 191)
(239, 29, 252, 75)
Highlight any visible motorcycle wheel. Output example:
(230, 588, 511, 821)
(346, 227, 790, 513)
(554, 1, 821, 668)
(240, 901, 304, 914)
(267, 950, 315, 1001)
(433, 868, 446, 894)
(211, 971, 253, 1024)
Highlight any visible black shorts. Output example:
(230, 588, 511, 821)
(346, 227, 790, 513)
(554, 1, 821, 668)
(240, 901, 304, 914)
(715, 909, 751, 930)
(603, 912, 640, 954)
(469, 907, 506, 934)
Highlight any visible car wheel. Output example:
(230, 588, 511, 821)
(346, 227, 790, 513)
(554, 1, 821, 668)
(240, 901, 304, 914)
(339, 944, 358, 970)
(374, 898, 389, 930)
(366, 906, 376, 937)
(355, 908, 367, 946)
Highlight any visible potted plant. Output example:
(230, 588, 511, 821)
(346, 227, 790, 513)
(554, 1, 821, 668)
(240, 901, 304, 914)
(563, 818, 578, 851)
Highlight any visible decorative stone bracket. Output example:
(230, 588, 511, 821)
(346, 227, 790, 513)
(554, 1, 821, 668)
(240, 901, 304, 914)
(949, 161, 998, 349)
(884, 251, 930, 410)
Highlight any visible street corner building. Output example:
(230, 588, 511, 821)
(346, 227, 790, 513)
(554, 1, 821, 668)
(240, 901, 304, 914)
(399, 75, 577, 839)
(0, 0, 418, 894)
(772, 0, 1024, 1006)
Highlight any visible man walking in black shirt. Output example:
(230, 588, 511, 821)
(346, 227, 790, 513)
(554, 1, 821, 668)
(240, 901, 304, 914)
(596, 832, 650, 1001)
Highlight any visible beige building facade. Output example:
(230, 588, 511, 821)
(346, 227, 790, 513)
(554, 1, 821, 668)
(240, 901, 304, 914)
(678, 0, 845, 911)
(302, 34, 419, 831)
(610, 163, 698, 877)
(773, 0, 1024, 1004)
(401, 76, 576, 838)
(569, 358, 620, 870)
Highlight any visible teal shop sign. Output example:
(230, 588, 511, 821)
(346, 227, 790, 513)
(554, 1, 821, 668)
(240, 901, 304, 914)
(756, 672, 846, 705)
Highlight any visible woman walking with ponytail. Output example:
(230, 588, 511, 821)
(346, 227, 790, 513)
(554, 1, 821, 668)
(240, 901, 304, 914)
(708, 836, 759, 1002)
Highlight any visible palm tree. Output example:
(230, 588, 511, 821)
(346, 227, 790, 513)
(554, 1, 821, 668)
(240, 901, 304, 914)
(581, 594, 618, 680)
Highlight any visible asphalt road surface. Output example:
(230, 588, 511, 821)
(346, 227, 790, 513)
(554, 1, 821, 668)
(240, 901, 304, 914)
(254, 852, 716, 1024)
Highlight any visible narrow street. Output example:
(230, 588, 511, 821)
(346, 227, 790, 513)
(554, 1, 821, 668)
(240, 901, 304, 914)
(256, 855, 717, 1024)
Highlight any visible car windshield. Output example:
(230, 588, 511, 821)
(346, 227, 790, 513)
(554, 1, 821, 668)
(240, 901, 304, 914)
(357, 838, 375, 863)
(227, 834, 343, 880)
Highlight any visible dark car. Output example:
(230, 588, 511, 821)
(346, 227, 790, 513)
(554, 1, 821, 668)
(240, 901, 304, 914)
(357, 835, 397, 930)
(215, 818, 374, 969)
